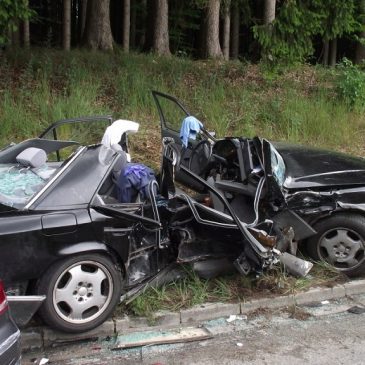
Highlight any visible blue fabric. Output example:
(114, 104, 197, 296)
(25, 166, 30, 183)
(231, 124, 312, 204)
(179, 116, 203, 147)
(116, 163, 156, 203)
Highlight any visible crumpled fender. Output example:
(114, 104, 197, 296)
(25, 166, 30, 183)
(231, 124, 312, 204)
(337, 201, 365, 213)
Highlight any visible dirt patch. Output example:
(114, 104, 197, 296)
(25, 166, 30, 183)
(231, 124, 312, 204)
(246, 307, 275, 320)
(285, 305, 311, 321)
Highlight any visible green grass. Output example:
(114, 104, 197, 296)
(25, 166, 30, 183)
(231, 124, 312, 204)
(2, 48, 365, 163)
(126, 268, 250, 319)
(125, 262, 346, 319)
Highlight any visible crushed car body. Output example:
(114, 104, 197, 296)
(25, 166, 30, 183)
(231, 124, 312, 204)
(0, 92, 364, 333)
(153, 91, 365, 277)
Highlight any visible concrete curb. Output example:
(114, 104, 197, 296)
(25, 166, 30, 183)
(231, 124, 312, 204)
(21, 279, 365, 351)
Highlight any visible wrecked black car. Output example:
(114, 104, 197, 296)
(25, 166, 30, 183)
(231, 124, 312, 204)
(0, 91, 363, 334)
(0, 111, 309, 334)
(154, 91, 365, 277)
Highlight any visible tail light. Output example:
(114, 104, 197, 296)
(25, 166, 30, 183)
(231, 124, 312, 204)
(0, 280, 8, 315)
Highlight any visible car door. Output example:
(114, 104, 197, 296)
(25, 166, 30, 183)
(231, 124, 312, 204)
(152, 91, 208, 190)
(91, 178, 163, 287)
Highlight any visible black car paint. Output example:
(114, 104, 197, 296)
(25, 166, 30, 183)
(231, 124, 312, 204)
(0, 143, 145, 287)
(0, 137, 131, 276)
(276, 143, 365, 189)
(0, 117, 183, 331)
(273, 144, 365, 224)
(1, 207, 110, 286)
(33, 147, 107, 210)
(0, 135, 249, 299)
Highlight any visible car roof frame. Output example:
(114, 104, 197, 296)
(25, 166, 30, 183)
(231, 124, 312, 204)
(38, 115, 114, 139)
(24, 146, 86, 210)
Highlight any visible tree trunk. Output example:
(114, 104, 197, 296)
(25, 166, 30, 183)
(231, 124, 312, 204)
(130, 0, 136, 48)
(355, 0, 365, 64)
(143, 0, 155, 51)
(222, 0, 230, 60)
(11, 24, 20, 47)
(198, 10, 207, 58)
(329, 38, 337, 66)
(263, 0, 276, 25)
(152, 0, 170, 55)
(23, 20, 30, 47)
(205, 0, 223, 59)
(80, 0, 88, 41)
(230, 3, 239, 59)
(23, 0, 30, 47)
(83, 0, 114, 51)
(71, 0, 78, 46)
(63, 0, 71, 50)
(355, 31, 365, 64)
(322, 39, 329, 66)
(123, 0, 130, 52)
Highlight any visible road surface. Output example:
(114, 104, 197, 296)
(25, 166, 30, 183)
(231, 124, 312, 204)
(22, 295, 365, 365)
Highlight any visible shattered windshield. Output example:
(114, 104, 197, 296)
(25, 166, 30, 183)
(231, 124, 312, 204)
(0, 164, 53, 209)
(270, 144, 286, 186)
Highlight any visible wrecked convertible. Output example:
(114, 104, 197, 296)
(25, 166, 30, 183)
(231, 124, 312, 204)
(0, 114, 303, 334)
(0, 91, 364, 333)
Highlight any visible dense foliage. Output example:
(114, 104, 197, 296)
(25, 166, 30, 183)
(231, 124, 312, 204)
(1, 0, 365, 65)
(0, 0, 33, 44)
(254, 0, 359, 63)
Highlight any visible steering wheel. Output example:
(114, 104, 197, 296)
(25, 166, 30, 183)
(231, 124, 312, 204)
(188, 139, 213, 177)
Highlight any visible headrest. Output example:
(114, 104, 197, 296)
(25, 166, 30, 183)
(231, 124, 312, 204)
(16, 147, 47, 168)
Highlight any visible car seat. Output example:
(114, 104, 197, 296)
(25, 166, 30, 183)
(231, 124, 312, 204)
(16, 147, 47, 168)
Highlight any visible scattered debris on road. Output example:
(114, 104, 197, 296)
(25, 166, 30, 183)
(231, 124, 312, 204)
(112, 327, 212, 350)
(347, 305, 365, 314)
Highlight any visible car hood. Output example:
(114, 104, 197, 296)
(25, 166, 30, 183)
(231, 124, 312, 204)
(274, 143, 365, 190)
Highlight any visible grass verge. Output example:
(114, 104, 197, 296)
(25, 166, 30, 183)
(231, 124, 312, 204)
(2, 48, 365, 164)
(124, 262, 347, 319)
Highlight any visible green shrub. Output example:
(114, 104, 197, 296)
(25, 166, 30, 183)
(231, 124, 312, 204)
(336, 58, 365, 109)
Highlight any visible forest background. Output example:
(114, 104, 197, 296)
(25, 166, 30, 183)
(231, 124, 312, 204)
(2, 0, 365, 166)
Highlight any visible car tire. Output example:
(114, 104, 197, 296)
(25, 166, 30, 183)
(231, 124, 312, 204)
(307, 214, 365, 277)
(36, 253, 122, 333)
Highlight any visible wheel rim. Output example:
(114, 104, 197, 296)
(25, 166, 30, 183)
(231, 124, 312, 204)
(318, 227, 365, 270)
(52, 260, 114, 324)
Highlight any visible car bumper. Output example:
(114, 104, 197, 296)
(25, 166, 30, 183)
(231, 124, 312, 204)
(8, 295, 45, 327)
(0, 328, 21, 365)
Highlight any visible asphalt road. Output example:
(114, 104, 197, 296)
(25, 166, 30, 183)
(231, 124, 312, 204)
(23, 295, 365, 365)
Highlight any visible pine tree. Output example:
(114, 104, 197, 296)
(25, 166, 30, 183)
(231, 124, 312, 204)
(63, 0, 71, 50)
(83, 0, 114, 50)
